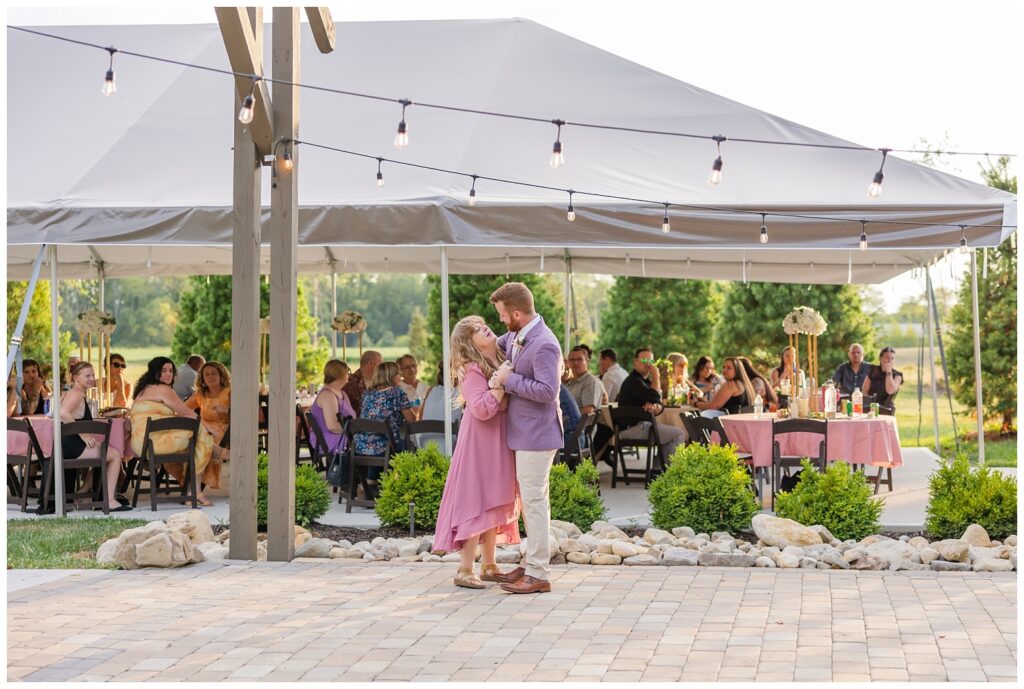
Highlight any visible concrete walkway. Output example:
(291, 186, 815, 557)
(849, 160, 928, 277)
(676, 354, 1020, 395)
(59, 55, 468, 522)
(6, 561, 1017, 682)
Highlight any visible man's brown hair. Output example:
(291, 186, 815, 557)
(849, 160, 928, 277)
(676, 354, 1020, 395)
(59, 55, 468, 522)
(489, 282, 535, 313)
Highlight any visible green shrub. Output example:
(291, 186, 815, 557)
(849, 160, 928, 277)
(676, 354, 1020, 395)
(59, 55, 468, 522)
(647, 443, 760, 533)
(549, 459, 607, 531)
(773, 459, 883, 540)
(925, 453, 1017, 539)
(375, 443, 451, 529)
(256, 453, 332, 529)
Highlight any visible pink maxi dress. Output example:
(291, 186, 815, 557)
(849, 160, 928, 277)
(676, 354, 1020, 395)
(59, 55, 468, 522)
(433, 363, 521, 552)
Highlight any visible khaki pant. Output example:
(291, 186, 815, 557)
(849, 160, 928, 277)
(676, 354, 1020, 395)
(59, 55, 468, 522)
(515, 449, 557, 580)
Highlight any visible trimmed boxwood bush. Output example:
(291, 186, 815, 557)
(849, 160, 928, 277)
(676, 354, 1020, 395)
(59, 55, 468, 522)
(549, 459, 607, 532)
(773, 459, 883, 540)
(256, 453, 332, 529)
(375, 443, 451, 529)
(925, 453, 1017, 540)
(648, 442, 760, 533)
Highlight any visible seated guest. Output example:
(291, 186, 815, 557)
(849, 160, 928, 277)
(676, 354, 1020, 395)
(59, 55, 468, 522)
(416, 362, 463, 449)
(60, 361, 130, 512)
(862, 347, 903, 414)
(574, 343, 594, 360)
(173, 354, 205, 401)
(18, 358, 51, 415)
(832, 343, 871, 396)
(129, 357, 227, 507)
(616, 347, 686, 460)
(769, 346, 804, 389)
(694, 357, 755, 417)
(355, 361, 417, 486)
(565, 346, 604, 415)
(343, 350, 383, 415)
(105, 352, 132, 409)
(598, 348, 628, 403)
(739, 357, 778, 408)
(63, 355, 81, 391)
(559, 380, 582, 450)
(663, 352, 689, 399)
(397, 354, 430, 415)
(691, 356, 724, 398)
(184, 361, 233, 490)
(309, 359, 357, 455)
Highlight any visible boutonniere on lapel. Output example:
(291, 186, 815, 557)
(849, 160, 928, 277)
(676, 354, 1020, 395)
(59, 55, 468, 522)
(514, 334, 528, 348)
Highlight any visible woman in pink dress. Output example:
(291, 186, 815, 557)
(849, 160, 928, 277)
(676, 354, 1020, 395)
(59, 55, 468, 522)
(434, 315, 521, 589)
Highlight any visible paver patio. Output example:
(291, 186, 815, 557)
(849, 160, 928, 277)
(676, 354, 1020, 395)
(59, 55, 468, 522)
(7, 560, 1016, 682)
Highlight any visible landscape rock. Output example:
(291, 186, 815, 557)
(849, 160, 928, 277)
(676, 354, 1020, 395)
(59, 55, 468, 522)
(919, 548, 940, 565)
(551, 520, 583, 538)
(293, 525, 313, 548)
(96, 538, 119, 565)
(577, 533, 600, 551)
(863, 539, 922, 571)
(935, 540, 970, 563)
(850, 554, 887, 570)
(751, 514, 823, 548)
(590, 553, 623, 565)
(560, 538, 588, 554)
(419, 553, 442, 563)
(256, 541, 267, 561)
(1004, 535, 1017, 547)
(968, 545, 1007, 562)
(166, 530, 195, 565)
(611, 542, 639, 558)
(644, 528, 674, 545)
(440, 552, 462, 563)
(754, 557, 776, 568)
(808, 525, 837, 544)
(858, 534, 889, 547)
(672, 526, 696, 539)
(328, 547, 347, 559)
(416, 538, 431, 554)
(398, 542, 421, 558)
(495, 549, 522, 564)
(624, 554, 660, 566)
(972, 558, 1013, 572)
(165, 510, 215, 545)
(135, 533, 174, 568)
(960, 524, 991, 547)
(118, 524, 169, 548)
(214, 529, 230, 544)
(551, 553, 567, 565)
(590, 521, 630, 541)
(907, 536, 930, 551)
(930, 560, 971, 572)
(802, 544, 850, 569)
(772, 552, 801, 569)
(698, 552, 756, 568)
(662, 547, 700, 566)
(566, 551, 591, 564)
(343, 548, 364, 559)
(294, 538, 333, 559)
(799, 557, 818, 568)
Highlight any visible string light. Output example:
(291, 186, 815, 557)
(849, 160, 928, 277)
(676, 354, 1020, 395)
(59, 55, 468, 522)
(237, 76, 260, 124)
(868, 148, 890, 198)
(959, 225, 968, 254)
(274, 139, 294, 173)
(859, 220, 868, 250)
(375, 157, 384, 187)
(566, 190, 576, 222)
(550, 119, 565, 169)
(661, 203, 671, 234)
(759, 213, 768, 244)
(102, 46, 117, 96)
(394, 99, 411, 149)
(468, 175, 478, 206)
(708, 135, 725, 186)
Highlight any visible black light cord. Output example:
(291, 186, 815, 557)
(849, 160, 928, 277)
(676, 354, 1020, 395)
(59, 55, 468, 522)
(8, 25, 1017, 159)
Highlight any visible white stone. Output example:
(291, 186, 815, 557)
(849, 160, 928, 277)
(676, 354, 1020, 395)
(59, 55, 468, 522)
(551, 520, 583, 538)
(327, 547, 346, 559)
(117, 524, 169, 548)
(495, 548, 522, 564)
(644, 528, 674, 544)
(1004, 535, 1017, 547)
(772, 552, 801, 568)
(577, 533, 600, 551)
(802, 544, 850, 569)
(754, 556, 776, 568)
(919, 547, 939, 565)
(353, 541, 372, 552)
(934, 539, 970, 563)
(863, 539, 922, 571)
(596, 539, 616, 554)
(337, 539, 353, 550)
(371, 536, 386, 546)
(590, 521, 630, 541)
(973, 558, 1013, 572)
(624, 554, 660, 566)
(968, 545, 1006, 562)
(697, 552, 756, 567)
(612, 542, 639, 558)
(135, 533, 174, 568)
(295, 538, 333, 558)
(662, 547, 700, 566)
(960, 524, 991, 547)
(165, 510, 215, 546)
(799, 557, 817, 568)
(850, 554, 887, 570)
(782, 545, 805, 557)
(566, 551, 591, 564)
(930, 560, 970, 572)
(590, 553, 622, 565)
(559, 538, 588, 554)
(343, 548, 364, 559)
(256, 541, 267, 562)
(751, 514, 823, 548)
(112, 542, 138, 569)
(672, 526, 696, 538)
(293, 525, 313, 548)
(419, 553, 442, 563)
(398, 542, 420, 558)
(808, 524, 837, 544)
(96, 538, 119, 565)
(166, 530, 195, 566)
(907, 536, 930, 551)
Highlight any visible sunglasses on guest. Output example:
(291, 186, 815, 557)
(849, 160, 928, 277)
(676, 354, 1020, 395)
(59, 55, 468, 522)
(638, 358, 654, 364)
(110, 362, 127, 369)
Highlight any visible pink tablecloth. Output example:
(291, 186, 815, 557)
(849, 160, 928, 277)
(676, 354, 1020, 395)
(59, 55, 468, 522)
(716, 413, 902, 468)
(7, 416, 133, 459)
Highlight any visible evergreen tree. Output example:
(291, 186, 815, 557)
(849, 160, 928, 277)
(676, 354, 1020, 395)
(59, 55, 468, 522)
(407, 307, 430, 368)
(426, 274, 565, 364)
(946, 157, 1016, 431)
(712, 283, 874, 374)
(6, 280, 74, 375)
(597, 277, 721, 363)
(172, 276, 327, 386)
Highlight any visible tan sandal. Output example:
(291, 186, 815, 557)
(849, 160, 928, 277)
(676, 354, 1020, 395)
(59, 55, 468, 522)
(454, 567, 485, 589)
(479, 564, 501, 582)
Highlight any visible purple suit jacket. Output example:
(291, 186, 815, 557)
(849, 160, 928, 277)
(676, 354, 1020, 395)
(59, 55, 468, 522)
(498, 315, 564, 451)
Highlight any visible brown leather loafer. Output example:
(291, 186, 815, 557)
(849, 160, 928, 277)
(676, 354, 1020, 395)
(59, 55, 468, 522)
(490, 566, 526, 584)
(500, 575, 551, 594)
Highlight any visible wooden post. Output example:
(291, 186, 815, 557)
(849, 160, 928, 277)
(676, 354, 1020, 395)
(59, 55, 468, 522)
(970, 251, 985, 464)
(49, 245, 65, 516)
(226, 6, 264, 561)
(267, 6, 300, 562)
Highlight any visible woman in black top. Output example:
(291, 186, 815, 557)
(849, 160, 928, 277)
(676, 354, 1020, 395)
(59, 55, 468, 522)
(19, 358, 51, 415)
(694, 357, 755, 417)
(862, 347, 902, 414)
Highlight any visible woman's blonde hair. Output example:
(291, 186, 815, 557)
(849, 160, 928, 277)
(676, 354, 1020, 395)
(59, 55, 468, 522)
(197, 361, 231, 396)
(370, 361, 401, 391)
(724, 356, 756, 406)
(450, 315, 505, 383)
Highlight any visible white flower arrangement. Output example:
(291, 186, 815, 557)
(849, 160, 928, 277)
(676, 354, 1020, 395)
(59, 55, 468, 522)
(782, 306, 827, 336)
(75, 309, 117, 337)
(259, 316, 270, 335)
(332, 310, 367, 333)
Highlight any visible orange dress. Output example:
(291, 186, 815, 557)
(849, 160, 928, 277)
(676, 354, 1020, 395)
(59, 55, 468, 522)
(185, 388, 230, 489)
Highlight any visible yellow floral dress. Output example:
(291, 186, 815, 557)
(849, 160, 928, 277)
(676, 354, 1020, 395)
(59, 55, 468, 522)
(185, 387, 230, 489)
(129, 399, 215, 488)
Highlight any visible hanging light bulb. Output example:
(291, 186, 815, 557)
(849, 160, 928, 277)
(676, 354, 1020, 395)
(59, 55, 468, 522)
(566, 190, 576, 222)
(867, 148, 890, 198)
(661, 203, 671, 234)
(277, 141, 293, 172)
(859, 221, 868, 251)
(376, 158, 384, 188)
(237, 76, 259, 124)
(394, 99, 411, 149)
(759, 214, 768, 244)
(959, 226, 968, 254)
(102, 47, 117, 96)
(550, 119, 566, 169)
(468, 175, 478, 206)
(708, 135, 726, 186)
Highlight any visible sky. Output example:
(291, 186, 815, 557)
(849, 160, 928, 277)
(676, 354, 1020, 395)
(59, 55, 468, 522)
(5, 0, 1019, 312)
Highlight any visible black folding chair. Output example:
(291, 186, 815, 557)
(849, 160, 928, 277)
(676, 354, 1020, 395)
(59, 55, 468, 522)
(608, 406, 664, 488)
(342, 419, 393, 511)
(559, 411, 598, 470)
(7, 418, 45, 512)
(304, 410, 334, 474)
(295, 404, 312, 465)
(131, 416, 200, 511)
(41, 420, 113, 514)
(770, 418, 828, 503)
(403, 419, 444, 450)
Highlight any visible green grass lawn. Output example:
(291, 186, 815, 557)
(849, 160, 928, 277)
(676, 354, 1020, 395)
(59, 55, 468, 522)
(7, 517, 146, 569)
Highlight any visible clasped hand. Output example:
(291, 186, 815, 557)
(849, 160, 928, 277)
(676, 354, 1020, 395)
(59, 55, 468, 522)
(489, 361, 513, 389)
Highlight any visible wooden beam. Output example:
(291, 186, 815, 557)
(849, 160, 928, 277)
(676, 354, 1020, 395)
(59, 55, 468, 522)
(266, 6, 300, 562)
(227, 7, 263, 562)
(304, 7, 336, 53)
(215, 6, 274, 156)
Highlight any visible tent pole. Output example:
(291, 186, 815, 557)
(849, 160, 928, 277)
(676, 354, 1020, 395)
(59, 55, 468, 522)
(330, 264, 337, 358)
(7, 244, 46, 378)
(925, 268, 940, 454)
(440, 247, 453, 457)
(49, 245, 65, 517)
(970, 250, 985, 464)
(563, 254, 571, 354)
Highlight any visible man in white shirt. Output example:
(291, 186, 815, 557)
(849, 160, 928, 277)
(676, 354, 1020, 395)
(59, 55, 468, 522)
(173, 354, 204, 401)
(599, 348, 628, 403)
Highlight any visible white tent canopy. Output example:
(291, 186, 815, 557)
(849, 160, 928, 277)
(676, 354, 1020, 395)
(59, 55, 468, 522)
(6, 19, 1016, 283)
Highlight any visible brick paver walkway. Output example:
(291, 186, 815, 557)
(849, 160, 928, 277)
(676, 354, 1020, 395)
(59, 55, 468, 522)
(7, 561, 1017, 682)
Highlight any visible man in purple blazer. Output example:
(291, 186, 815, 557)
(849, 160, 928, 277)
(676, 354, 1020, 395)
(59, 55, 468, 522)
(488, 282, 563, 594)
